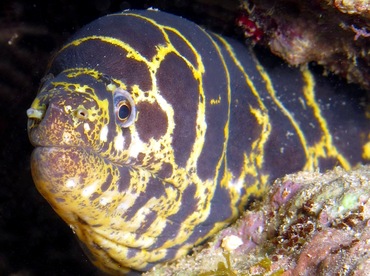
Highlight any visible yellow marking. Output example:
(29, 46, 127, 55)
(301, 69, 351, 170)
(363, 140, 370, 160)
(210, 95, 221, 105)
(62, 36, 149, 65)
(64, 67, 128, 91)
(122, 13, 206, 77)
(65, 67, 102, 80)
(29, 98, 42, 110)
(215, 35, 271, 200)
(249, 107, 271, 169)
(160, 28, 232, 248)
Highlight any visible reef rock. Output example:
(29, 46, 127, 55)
(146, 166, 370, 275)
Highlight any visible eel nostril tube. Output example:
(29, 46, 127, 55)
(26, 107, 45, 120)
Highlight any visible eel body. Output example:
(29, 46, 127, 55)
(27, 9, 369, 275)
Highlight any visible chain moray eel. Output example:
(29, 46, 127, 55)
(27, 9, 369, 275)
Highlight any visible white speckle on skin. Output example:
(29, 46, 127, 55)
(65, 178, 76, 188)
(116, 194, 139, 213)
(229, 178, 244, 194)
(298, 97, 306, 109)
(99, 197, 110, 206)
(82, 181, 99, 198)
(286, 131, 294, 138)
(129, 134, 144, 158)
(64, 105, 72, 113)
(114, 133, 125, 151)
(62, 132, 71, 143)
(84, 123, 90, 132)
(100, 125, 108, 142)
(117, 202, 129, 211)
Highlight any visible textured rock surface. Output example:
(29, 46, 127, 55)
(146, 166, 370, 275)
(239, 0, 370, 89)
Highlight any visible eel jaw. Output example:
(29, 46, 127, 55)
(30, 146, 153, 273)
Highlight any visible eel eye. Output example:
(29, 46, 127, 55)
(114, 89, 136, 128)
(117, 101, 131, 121)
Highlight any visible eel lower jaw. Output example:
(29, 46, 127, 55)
(30, 146, 153, 273)
(31, 146, 121, 239)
